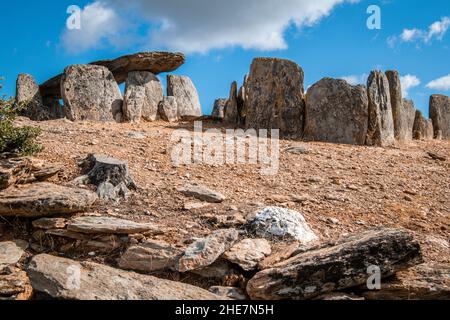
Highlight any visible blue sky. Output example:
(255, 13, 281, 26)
(0, 0, 449, 117)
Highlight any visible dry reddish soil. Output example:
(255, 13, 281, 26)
(2, 117, 449, 280)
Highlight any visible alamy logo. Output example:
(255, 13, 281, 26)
(367, 265, 381, 290)
(367, 5, 381, 30)
(170, 122, 280, 176)
(66, 5, 81, 30)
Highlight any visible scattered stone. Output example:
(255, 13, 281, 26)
(158, 96, 178, 122)
(0, 268, 33, 300)
(15, 74, 50, 121)
(177, 229, 239, 272)
(209, 286, 247, 300)
(413, 111, 434, 140)
(0, 183, 98, 217)
(167, 75, 202, 120)
(32, 218, 67, 230)
(178, 184, 225, 203)
(362, 263, 450, 300)
(316, 293, 365, 301)
(183, 202, 210, 211)
(0, 157, 62, 190)
(67, 216, 156, 235)
(304, 78, 369, 145)
(123, 71, 163, 122)
(427, 152, 447, 162)
(326, 217, 340, 225)
(40, 52, 185, 98)
(224, 82, 238, 124)
(258, 242, 299, 270)
(247, 207, 318, 244)
(61, 65, 123, 122)
(245, 58, 305, 138)
(247, 228, 423, 300)
(285, 146, 309, 155)
(223, 239, 271, 271)
(366, 71, 395, 146)
(119, 240, 183, 272)
(429, 94, 450, 139)
(0, 241, 26, 270)
(80, 154, 137, 201)
(27, 254, 221, 300)
(211, 98, 227, 120)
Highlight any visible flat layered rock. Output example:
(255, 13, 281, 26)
(27, 254, 221, 300)
(247, 207, 318, 244)
(0, 268, 33, 300)
(247, 228, 423, 300)
(61, 65, 123, 122)
(67, 216, 156, 235)
(167, 75, 202, 120)
(178, 184, 225, 203)
(245, 58, 305, 138)
(40, 52, 185, 98)
(177, 229, 239, 272)
(304, 78, 369, 145)
(123, 71, 163, 122)
(429, 94, 450, 139)
(32, 218, 67, 230)
(119, 240, 183, 272)
(0, 183, 98, 217)
(223, 239, 271, 271)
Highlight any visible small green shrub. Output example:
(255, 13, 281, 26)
(0, 81, 43, 156)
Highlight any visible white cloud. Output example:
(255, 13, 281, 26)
(400, 74, 420, 97)
(389, 17, 450, 47)
(339, 73, 368, 86)
(62, 0, 359, 54)
(426, 74, 450, 91)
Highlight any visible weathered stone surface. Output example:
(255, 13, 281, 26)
(167, 75, 202, 120)
(413, 111, 434, 140)
(80, 154, 136, 201)
(429, 94, 450, 139)
(191, 260, 236, 279)
(177, 229, 239, 272)
(67, 216, 156, 235)
(0, 268, 33, 300)
(209, 286, 247, 300)
(119, 240, 183, 272)
(304, 78, 369, 145)
(27, 254, 221, 300)
(223, 239, 271, 271)
(247, 207, 318, 244)
(246, 228, 423, 300)
(386, 70, 404, 140)
(0, 241, 26, 269)
(245, 58, 305, 138)
(123, 71, 163, 122)
(32, 218, 67, 230)
(362, 263, 450, 300)
(178, 184, 225, 203)
(15, 74, 50, 121)
(366, 71, 395, 146)
(158, 96, 178, 122)
(0, 157, 62, 190)
(61, 65, 123, 122)
(224, 82, 238, 124)
(400, 99, 417, 141)
(258, 242, 299, 270)
(211, 98, 227, 120)
(40, 52, 185, 98)
(0, 183, 98, 217)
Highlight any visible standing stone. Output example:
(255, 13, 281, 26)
(167, 75, 202, 120)
(61, 65, 123, 122)
(15, 74, 50, 121)
(304, 78, 369, 145)
(158, 96, 178, 122)
(400, 99, 417, 141)
(212, 98, 227, 120)
(413, 111, 434, 140)
(245, 58, 305, 138)
(123, 71, 163, 122)
(429, 94, 450, 139)
(366, 71, 395, 146)
(386, 71, 403, 139)
(224, 81, 238, 124)
(27, 254, 222, 300)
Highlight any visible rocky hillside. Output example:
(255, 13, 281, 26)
(1, 51, 449, 300)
